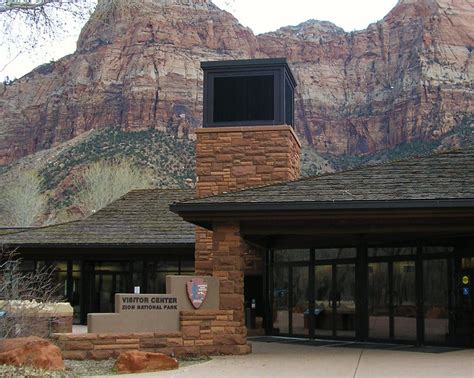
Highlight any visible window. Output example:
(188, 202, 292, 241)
(314, 248, 356, 260)
(368, 247, 416, 257)
(274, 249, 309, 263)
(213, 75, 274, 123)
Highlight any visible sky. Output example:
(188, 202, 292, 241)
(0, 0, 398, 81)
(213, 0, 399, 34)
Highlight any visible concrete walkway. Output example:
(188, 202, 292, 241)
(118, 340, 474, 378)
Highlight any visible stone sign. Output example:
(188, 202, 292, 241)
(88, 294, 180, 334)
(88, 275, 220, 334)
(119, 296, 178, 312)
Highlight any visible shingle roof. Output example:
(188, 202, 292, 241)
(174, 147, 474, 209)
(1, 189, 196, 247)
(0, 229, 30, 236)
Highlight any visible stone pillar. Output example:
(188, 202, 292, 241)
(195, 125, 301, 276)
(211, 221, 246, 323)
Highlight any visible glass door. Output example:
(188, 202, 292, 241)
(314, 263, 356, 338)
(272, 264, 309, 336)
(423, 259, 449, 344)
(314, 265, 332, 337)
(335, 264, 356, 338)
(95, 273, 113, 313)
(94, 272, 129, 313)
(272, 266, 289, 335)
(368, 262, 390, 339)
(367, 260, 417, 343)
(291, 266, 309, 336)
(393, 261, 417, 342)
(90, 262, 131, 314)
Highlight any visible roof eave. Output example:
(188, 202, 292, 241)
(0, 241, 195, 249)
(171, 198, 474, 215)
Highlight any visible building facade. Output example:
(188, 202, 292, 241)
(173, 146, 474, 347)
(2, 58, 472, 351)
(171, 59, 474, 348)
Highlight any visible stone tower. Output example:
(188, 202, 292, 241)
(195, 59, 301, 329)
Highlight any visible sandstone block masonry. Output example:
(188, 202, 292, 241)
(53, 310, 250, 360)
(195, 125, 301, 276)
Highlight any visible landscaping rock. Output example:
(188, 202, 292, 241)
(0, 336, 64, 371)
(114, 350, 178, 374)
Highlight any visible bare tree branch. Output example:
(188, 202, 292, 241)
(0, 246, 65, 338)
(0, 50, 22, 73)
(0, 0, 95, 71)
(0, 170, 48, 227)
(0, 0, 90, 14)
(74, 158, 153, 216)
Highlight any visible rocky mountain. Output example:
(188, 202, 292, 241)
(0, 0, 473, 167)
(260, 0, 474, 156)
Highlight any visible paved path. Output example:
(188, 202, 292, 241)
(118, 341, 474, 378)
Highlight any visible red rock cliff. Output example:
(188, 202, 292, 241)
(0, 0, 472, 165)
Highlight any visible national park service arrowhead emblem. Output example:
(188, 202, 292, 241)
(187, 278, 208, 309)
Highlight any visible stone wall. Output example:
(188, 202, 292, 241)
(53, 310, 250, 360)
(211, 221, 246, 325)
(195, 125, 301, 197)
(0, 300, 73, 337)
(17, 315, 73, 337)
(195, 125, 301, 276)
(47, 315, 73, 335)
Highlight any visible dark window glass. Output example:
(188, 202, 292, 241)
(35, 262, 67, 299)
(285, 79, 293, 126)
(423, 246, 454, 254)
(147, 272, 169, 294)
(132, 261, 143, 271)
(368, 247, 416, 257)
(180, 259, 195, 274)
(148, 260, 179, 272)
(33, 261, 67, 299)
(462, 257, 474, 269)
(94, 262, 129, 272)
(213, 75, 274, 122)
(131, 261, 144, 293)
(274, 249, 309, 263)
(132, 272, 143, 289)
(19, 260, 35, 272)
(72, 262, 81, 324)
(314, 248, 356, 260)
(146, 261, 179, 294)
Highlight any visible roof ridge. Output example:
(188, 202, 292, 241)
(89, 187, 195, 215)
(0, 219, 84, 237)
(128, 187, 194, 193)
